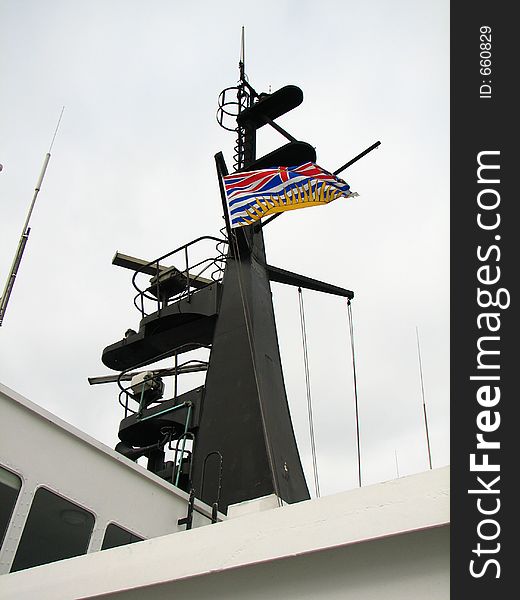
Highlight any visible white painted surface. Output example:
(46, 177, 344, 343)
(0, 383, 223, 574)
(0, 466, 450, 599)
(227, 493, 280, 518)
(101, 527, 449, 599)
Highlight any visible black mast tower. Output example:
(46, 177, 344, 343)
(98, 37, 355, 514)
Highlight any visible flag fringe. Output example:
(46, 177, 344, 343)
(242, 181, 346, 225)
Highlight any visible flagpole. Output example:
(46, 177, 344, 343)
(333, 141, 381, 176)
(214, 152, 233, 240)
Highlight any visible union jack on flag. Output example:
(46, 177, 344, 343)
(223, 162, 357, 228)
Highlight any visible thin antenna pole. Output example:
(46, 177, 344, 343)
(394, 449, 400, 478)
(236, 27, 247, 171)
(239, 26, 245, 77)
(0, 107, 64, 327)
(48, 105, 65, 153)
(416, 326, 433, 469)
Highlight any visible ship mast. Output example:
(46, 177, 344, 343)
(97, 37, 360, 514)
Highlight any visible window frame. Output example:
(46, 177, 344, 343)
(0, 463, 25, 549)
(101, 521, 145, 550)
(9, 484, 97, 573)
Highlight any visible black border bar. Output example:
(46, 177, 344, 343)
(451, 3, 515, 596)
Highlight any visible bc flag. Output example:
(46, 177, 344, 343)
(223, 162, 357, 228)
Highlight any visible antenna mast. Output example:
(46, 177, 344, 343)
(239, 25, 245, 81)
(235, 26, 257, 170)
(0, 107, 64, 327)
(416, 325, 433, 469)
(216, 27, 257, 171)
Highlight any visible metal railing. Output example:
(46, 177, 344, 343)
(115, 363, 200, 490)
(131, 236, 228, 319)
(116, 346, 209, 418)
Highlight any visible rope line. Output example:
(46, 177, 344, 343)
(231, 233, 282, 506)
(347, 299, 362, 487)
(297, 287, 320, 498)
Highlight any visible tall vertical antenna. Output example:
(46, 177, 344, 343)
(236, 26, 247, 170)
(235, 26, 256, 171)
(239, 26, 245, 80)
(415, 325, 433, 469)
(216, 28, 258, 171)
(0, 106, 64, 327)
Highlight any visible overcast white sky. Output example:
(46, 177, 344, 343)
(0, 0, 449, 496)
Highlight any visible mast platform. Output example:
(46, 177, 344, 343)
(102, 283, 220, 371)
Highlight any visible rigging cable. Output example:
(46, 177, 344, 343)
(347, 298, 362, 487)
(231, 233, 282, 506)
(297, 287, 320, 498)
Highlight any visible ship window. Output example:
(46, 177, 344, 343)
(10, 487, 95, 572)
(0, 466, 22, 549)
(101, 523, 143, 550)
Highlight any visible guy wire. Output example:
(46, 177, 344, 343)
(297, 287, 320, 498)
(347, 299, 362, 487)
(231, 232, 282, 506)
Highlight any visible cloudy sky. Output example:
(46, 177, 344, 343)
(0, 0, 449, 497)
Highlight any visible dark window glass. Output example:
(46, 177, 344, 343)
(10, 487, 94, 572)
(101, 523, 143, 550)
(0, 466, 22, 548)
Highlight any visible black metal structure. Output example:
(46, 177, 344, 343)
(98, 50, 361, 514)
